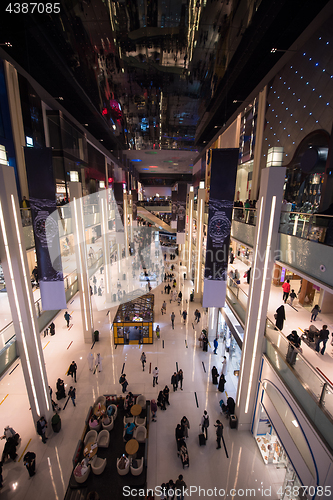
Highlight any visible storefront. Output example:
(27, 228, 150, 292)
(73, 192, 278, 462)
(254, 404, 305, 500)
(113, 293, 154, 345)
(218, 306, 243, 393)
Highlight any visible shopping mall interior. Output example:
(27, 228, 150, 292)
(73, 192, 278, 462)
(0, 1, 333, 499)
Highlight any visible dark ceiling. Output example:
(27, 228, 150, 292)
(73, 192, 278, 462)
(1, 0, 330, 174)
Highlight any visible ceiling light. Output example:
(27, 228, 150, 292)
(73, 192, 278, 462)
(142, 168, 149, 171)
(292, 419, 299, 428)
(173, 163, 178, 165)
(132, 159, 142, 162)
(149, 166, 158, 168)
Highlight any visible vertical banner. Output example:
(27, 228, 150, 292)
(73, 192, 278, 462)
(202, 149, 238, 308)
(131, 189, 138, 221)
(113, 182, 124, 231)
(24, 147, 66, 310)
(177, 183, 187, 233)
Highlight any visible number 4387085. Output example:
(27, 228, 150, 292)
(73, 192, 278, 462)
(6, 3, 61, 14)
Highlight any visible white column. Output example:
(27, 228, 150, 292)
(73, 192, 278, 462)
(99, 189, 111, 303)
(0, 165, 52, 425)
(69, 182, 94, 343)
(187, 188, 194, 279)
(123, 191, 129, 259)
(236, 166, 285, 430)
(207, 307, 218, 341)
(3, 62, 29, 198)
(194, 183, 205, 301)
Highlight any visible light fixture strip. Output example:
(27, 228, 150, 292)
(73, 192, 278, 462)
(245, 196, 276, 414)
(11, 195, 49, 410)
(236, 195, 264, 407)
(102, 197, 110, 295)
(196, 197, 203, 294)
(73, 198, 88, 332)
(0, 200, 40, 415)
(188, 198, 193, 274)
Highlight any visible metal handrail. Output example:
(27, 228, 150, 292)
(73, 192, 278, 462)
(265, 317, 333, 394)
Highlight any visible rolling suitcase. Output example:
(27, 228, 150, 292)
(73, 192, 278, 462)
(199, 433, 206, 446)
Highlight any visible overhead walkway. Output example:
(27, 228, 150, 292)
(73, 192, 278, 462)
(137, 206, 175, 233)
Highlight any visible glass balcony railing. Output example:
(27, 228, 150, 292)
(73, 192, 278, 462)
(231, 206, 333, 247)
(225, 276, 248, 326)
(265, 318, 333, 451)
(232, 207, 257, 225)
(279, 211, 333, 245)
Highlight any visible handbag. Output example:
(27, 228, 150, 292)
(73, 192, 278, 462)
(274, 313, 278, 320)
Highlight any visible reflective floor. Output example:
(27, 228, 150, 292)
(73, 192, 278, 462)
(0, 247, 332, 499)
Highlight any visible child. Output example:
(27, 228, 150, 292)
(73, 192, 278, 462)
(289, 289, 297, 306)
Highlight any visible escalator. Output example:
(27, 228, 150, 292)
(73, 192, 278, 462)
(137, 206, 175, 233)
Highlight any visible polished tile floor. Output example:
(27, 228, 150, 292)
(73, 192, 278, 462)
(0, 246, 331, 499)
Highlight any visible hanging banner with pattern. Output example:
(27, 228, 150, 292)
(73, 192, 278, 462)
(203, 149, 238, 308)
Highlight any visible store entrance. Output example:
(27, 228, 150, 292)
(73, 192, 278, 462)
(255, 404, 304, 500)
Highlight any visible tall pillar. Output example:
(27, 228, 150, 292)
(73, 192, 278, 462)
(236, 166, 285, 430)
(99, 189, 111, 303)
(187, 188, 194, 279)
(123, 191, 129, 259)
(69, 182, 94, 343)
(194, 182, 205, 301)
(251, 86, 267, 201)
(207, 307, 218, 341)
(3, 61, 29, 198)
(0, 165, 52, 425)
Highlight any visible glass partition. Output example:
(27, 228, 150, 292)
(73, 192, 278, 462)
(265, 319, 333, 451)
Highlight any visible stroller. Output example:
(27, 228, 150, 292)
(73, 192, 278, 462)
(301, 324, 318, 349)
(220, 397, 235, 417)
(178, 439, 189, 468)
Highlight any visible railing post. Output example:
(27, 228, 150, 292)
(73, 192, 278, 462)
(319, 382, 328, 406)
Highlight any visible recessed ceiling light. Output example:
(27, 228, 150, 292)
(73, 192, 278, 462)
(132, 159, 142, 162)
(173, 163, 178, 165)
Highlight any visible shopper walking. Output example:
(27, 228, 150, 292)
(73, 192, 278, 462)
(151, 399, 157, 422)
(212, 366, 219, 385)
(161, 301, 167, 315)
(200, 410, 209, 440)
(36, 417, 47, 444)
(310, 304, 321, 322)
(175, 475, 187, 500)
(96, 353, 103, 372)
(171, 372, 178, 391)
(289, 289, 297, 306)
(119, 373, 128, 393)
(64, 311, 71, 327)
(140, 352, 146, 371)
(213, 338, 218, 354)
(221, 356, 227, 376)
(218, 373, 226, 393)
(68, 386, 76, 407)
(171, 312, 175, 329)
(67, 361, 77, 382)
(182, 310, 187, 324)
(87, 352, 94, 371)
(153, 366, 159, 387)
(275, 305, 285, 331)
(23, 451, 36, 478)
(282, 279, 291, 303)
(215, 420, 224, 449)
(316, 325, 329, 355)
(286, 330, 301, 366)
(163, 385, 170, 405)
(177, 369, 183, 390)
(180, 416, 190, 438)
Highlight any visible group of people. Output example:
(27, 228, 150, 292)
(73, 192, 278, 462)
(158, 475, 187, 500)
(171, 369, 183, 391)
